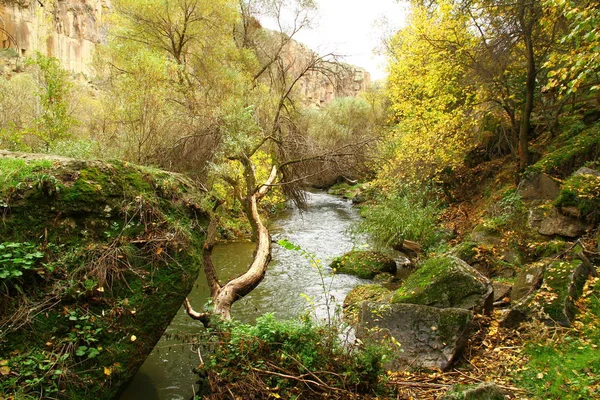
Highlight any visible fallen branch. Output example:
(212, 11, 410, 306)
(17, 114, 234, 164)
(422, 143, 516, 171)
(183, 298, 210, 327)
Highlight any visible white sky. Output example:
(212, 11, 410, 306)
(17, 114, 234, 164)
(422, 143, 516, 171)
(260, 0, 409, 81)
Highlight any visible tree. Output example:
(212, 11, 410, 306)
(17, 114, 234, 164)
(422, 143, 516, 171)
(383, 1, 480, 185)
(30, 52, 76, 151)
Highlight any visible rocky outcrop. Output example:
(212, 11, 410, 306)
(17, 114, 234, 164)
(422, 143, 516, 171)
(0, 0, 110, 75)
(517, 172, 561, 201)
(391, 256, 494, 315)
(358, 302, 472, 371)
(0, 152, 206, 398)
(528, 204, 591, 238)
(502, 259, 595, 328)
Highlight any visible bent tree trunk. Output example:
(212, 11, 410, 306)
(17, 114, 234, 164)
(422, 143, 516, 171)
(185, 163, 278, 322)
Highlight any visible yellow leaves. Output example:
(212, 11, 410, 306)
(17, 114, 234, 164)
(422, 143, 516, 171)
(0, 360, 10, 376)
(104, 366, 112, 376)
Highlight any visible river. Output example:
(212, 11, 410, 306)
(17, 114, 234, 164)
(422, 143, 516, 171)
(120, 191, 369, 400)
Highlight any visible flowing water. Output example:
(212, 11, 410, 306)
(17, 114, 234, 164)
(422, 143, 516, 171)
(120, 191, 372, 400)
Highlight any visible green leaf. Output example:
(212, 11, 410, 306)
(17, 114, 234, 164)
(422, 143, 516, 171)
(75, 346, 88, 356)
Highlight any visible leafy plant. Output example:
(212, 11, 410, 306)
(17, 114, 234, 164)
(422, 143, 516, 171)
(0, 242, 44, 280)
(355, 185, 443, 251)
(199, 313, 390, 398)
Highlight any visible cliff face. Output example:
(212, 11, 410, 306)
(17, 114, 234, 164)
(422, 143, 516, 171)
(1, 1, 369, 102)
(0, 0, 110, 75)
(280, 38, 371, 108)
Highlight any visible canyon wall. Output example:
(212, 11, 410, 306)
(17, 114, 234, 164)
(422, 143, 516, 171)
(0, 1, 369, 104)
(0, 0, 110, 75)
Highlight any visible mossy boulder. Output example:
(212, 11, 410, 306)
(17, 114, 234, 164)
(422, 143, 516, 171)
(392, 256, 493, 314)
(343, 284, 392, 324)
(357, 302, 472, 371)
(0, 153, 207, 399)
(442, 382, 506, 400)
(331, 251, 396, 279)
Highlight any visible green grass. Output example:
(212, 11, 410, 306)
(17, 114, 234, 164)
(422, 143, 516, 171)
(515, 275, 600, 399)
(0, 158, 53, 189)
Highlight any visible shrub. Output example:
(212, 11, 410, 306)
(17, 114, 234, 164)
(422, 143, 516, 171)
(355, 185, 443, 251)
(199, 313, 390, 398)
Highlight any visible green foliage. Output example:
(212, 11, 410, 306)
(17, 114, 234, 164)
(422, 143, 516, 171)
(28, 53, 76, 149)
(0, 242, 44, 280)
(200, 313, 389, 397)
(382, 0, 479, 184)
(544, 0, 600, 95)
(355, 185, 443, 251)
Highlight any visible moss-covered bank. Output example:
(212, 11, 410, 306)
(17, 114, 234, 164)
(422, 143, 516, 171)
(0, 152, 207, 399)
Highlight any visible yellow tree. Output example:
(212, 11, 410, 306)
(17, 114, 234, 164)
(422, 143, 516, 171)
(383, 1, 480, 185)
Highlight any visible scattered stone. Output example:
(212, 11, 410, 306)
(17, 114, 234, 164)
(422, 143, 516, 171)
(492, 282, 512, 303)
(471, 225, 502, 247)
(442, 382, 506, 400)
(517, 172, 561, 201)
(574, 167, 600, 177)
(391, 256, 494, 314)
(512, 262, 545, 302)
(331, 251, 396, 279)
(528, 205, 591, 238)
(357, 302, 472, 371)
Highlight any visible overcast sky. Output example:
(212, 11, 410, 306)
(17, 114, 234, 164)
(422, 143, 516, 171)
(260, 0, 409, 81)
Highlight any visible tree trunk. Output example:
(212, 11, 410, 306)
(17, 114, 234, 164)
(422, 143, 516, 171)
(518, 1, 537, 173)
(185, 164, 278, 322)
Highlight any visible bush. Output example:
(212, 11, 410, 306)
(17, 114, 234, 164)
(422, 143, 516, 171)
(355, 185, 443, 251)
(199, 313, 389, 398)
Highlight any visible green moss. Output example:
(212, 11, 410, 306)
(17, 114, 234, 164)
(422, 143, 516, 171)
(538, 260, 585, 325)
(515, 274, 600, 399)
(554, 173, 600, 223)
(343, 284, 392, 323)
(0, 157, 207, 399)
(330, 251, 396, 279)
(392, 256, 490, 311)
(528, 123, 600, 177)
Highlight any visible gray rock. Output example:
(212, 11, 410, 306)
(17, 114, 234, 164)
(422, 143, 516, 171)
(391, 256, 494, 315)
(471, 225, 502, 247)
(492, 282, 512, 302)
(518, 172, 561, 201)
(358, 302, 472, 371)
(528, 205, 591, 238)
(512, 262, 545, 302)
(574, 167, 600, 177)
(442, 382, 506, 400)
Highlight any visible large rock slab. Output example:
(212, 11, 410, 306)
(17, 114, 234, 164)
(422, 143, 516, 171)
(518, 172, 561, 201)
(391, 256, 494, 314)
(358, 302, 472, 371)
(511, 262, 545, 302)
(528, 205, 591, 238)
